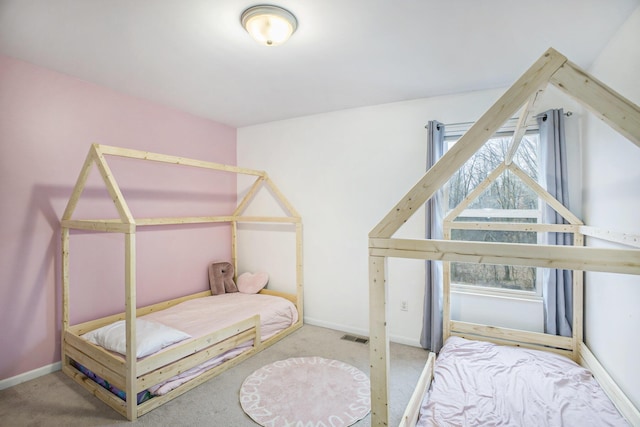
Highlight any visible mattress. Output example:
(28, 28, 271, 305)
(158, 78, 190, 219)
(80, 292, 298, 397)
(417, 336, 628, 427)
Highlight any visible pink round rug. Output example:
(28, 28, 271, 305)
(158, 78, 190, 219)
(240, 356, 370, 427)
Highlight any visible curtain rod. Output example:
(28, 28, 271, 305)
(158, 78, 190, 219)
(431, 111, 573, 129)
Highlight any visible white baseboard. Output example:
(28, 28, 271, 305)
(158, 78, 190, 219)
(0, 362, 62, 391)
(304, 317, 421, 348)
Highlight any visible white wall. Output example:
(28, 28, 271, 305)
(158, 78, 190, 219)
(237, 83, 579, 346)
(237, 90, 496, 344)
(581, 6, 640, 408)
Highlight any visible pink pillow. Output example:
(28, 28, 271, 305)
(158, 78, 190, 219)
(237, 272, 269, 294)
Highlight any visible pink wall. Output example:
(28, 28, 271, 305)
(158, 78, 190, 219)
(0, 55, 237, 380)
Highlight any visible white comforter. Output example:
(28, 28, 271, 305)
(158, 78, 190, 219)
(418, 336, 628, 427)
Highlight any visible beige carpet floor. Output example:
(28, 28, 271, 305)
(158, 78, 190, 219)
(0, 325, 429, 427)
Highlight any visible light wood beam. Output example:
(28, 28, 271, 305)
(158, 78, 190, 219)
(444, 163, 508, 222)
(579, 226, 640, 249)
(370, 48, 568, 238)
(295, 222, 304, 320)
(264, 176, 301, 218)
(448, 222, 578, 233)
(369, 256, 390, 427)
(443, 228, 452, 342)
(550, 61, 640, 149)
(61, 219, 134, 233)
(124, 233, 137, 421)
(92, 145, 134, 224)
(399, 352, 435, 427)
(133, 216, 300, 226)
(62, 148, 95, 220)
(505, 89, 544, 165)
(234, 176, 266, 216)
(572, 233, 584, 360)
(450, 320, 573, 350)
(579, 343, 640, 426)
(369, 238, 640, 275)
(507, 163, 583, 225)
(61, 228, 70, 369)
(231, 220, 238, 281)
(97, 144, 266, 176)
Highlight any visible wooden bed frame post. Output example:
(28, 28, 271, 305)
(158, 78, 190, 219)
(572, 233, 584, 360)
(231, 220, 238, 279)
(442, 227, 452, 342)
(296, 222, 304, 320)
(369, 255, 390, 427)
(60, 147, 96, 371)
(61, 227, 70, 370)
(125, 231, 137, 420)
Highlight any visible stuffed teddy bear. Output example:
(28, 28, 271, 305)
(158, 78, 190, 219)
(208, 261, 239, 295)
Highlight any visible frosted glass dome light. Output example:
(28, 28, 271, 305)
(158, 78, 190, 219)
(241, 5, 298, 46)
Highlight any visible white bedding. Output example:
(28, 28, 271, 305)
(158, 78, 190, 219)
(82, 292, 298, 396)
(418, 336, 628, 427)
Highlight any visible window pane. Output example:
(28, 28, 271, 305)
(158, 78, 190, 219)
(450, 220, 537, 291)
(447, 136, 539, 210)
(445, 132, 540, 293)
(451, 263, 536, 291)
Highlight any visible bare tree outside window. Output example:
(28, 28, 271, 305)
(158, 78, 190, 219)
(446, 135, 540, 292)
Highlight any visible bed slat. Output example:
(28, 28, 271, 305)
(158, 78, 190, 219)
(62, 364, 128, 418)
(137, 315, 259, 375)
(64, 331, 126, 373)
(65, 343, 126, 392)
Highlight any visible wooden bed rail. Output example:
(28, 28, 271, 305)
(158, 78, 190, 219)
(579, 343, 640, 426)
(399, 352, 435, 427)
(449, 321, 573, 358)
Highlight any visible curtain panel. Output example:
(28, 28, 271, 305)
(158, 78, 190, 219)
(538, 109, 573, 337)
(420, 120, 446, 351)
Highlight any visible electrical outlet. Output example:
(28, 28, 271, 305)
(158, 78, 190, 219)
(400, 300, 408, 311)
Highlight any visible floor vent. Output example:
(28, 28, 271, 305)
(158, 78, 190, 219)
(341, 334, 369, 344)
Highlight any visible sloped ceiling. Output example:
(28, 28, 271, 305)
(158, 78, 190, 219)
(0, 0, 638, 127)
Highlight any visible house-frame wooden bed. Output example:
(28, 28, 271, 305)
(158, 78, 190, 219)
(61, 144, 303, 420)
(368, 48, 640, 426)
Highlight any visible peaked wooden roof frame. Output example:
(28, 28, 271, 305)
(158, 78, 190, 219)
(368, 48, 640, 426)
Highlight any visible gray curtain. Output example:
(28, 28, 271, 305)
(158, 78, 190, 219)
(538, 109, 573, 337)
(420, 121, 445, 351)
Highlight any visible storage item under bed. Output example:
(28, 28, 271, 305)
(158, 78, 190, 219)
(417, 336, 628, 427)
(77, 292, 298, 398)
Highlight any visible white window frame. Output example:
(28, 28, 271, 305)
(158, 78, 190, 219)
(444, 120, 543, 300)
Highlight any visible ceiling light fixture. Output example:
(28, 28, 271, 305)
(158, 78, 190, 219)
(241, 5, 298, 46)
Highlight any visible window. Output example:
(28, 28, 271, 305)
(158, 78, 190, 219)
(444, 124, 542, 296)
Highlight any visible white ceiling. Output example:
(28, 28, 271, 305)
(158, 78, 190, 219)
(1, 0, 638, 127)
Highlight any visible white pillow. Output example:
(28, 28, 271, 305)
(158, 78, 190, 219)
(83, 319, 191, 358)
